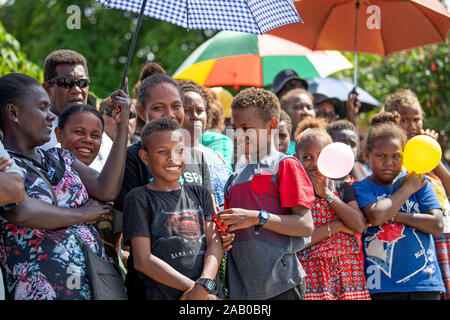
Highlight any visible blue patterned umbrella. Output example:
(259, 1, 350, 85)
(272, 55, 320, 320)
(97, 0, 302, 89)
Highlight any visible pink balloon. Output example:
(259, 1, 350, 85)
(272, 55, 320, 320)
(317, 142, 355, 179)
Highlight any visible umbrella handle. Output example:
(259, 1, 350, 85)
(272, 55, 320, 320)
(120, 0, 149, 91)
(353, 1, 360, 87)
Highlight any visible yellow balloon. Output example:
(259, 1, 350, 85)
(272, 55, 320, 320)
(403, 135, 442, 174)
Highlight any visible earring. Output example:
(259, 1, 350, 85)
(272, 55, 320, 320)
(13, 118, 19, 123)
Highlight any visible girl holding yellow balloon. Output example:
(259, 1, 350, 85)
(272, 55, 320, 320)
(384, 89, 450, 300)
(352, 112, 445, 300)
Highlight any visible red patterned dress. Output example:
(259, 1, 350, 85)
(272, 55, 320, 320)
(297, 181, 370, 300)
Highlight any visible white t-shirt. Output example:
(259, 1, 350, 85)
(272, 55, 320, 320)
(89, 132, 113, 172)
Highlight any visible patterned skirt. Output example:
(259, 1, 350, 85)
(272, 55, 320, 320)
(302, 252, 371, 300)
(433, 233, 450, 300)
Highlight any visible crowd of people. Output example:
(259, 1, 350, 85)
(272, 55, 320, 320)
(0, 48, 448, 301)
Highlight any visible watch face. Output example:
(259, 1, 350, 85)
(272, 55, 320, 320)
(261, 211, 269, 220)
(206, 281, 215, 291)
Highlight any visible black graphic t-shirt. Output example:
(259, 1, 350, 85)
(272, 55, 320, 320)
(123, 184, 214, 300)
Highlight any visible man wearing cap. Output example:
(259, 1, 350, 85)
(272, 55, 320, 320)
(271, 69, 309, 99)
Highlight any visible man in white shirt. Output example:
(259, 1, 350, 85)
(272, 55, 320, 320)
(40, 49, 114, 172)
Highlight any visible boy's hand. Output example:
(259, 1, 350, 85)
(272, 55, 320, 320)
(402, 172, 426, 194)
(219, 230, 235, 252)
(0, 157, 13, 172)
(219, 208, 259, 232)
(180, 284, 209, 300)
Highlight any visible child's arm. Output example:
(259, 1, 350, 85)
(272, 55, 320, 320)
(393, 208, 443, 235)
(71, 81, 132, 202)
(363, 173, 426, 226)
(180, 220, 223, 300)
(303, 219, 354, 249)
(219, 205, 314, 237)
(328, 199, 367, 233)
(309, 172, 367, 233)
(131, 236, 195, 293)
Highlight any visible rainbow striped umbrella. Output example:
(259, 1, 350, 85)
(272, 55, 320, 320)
(174, 31, 353, 89)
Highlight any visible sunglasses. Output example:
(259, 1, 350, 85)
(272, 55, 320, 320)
(47, 77, 90, 89)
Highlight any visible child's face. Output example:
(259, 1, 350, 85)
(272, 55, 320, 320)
(139, 129, 186, 185)
(277, 121, 291, 154)
(232, 106, 276, 161)
(296, 137, 330, 177)
(138, 83, 184, 126)
(397, 104, 423, 140)
(282, 93, 315, 135)
(331, 129, 359, 159)
(56, 111, 103, 166)
(366, 137, 403, 185)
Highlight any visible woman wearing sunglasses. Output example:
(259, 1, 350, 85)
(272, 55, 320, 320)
(0, 73, 131, 300)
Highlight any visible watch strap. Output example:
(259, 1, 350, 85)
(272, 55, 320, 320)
(326, 194, 336, 204)
(195, 278, 216, 294)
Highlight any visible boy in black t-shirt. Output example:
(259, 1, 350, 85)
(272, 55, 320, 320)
(123, 118, 223, 300)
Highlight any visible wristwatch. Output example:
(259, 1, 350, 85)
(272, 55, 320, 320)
(325, 194, 336, 204)
(254, 210, 270, 235)
(195, 278, 217, 294)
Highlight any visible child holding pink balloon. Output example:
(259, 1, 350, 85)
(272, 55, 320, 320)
(352, 111, 445, 300)
(384, 89, 450, 299)
(294, 120, 370, 300)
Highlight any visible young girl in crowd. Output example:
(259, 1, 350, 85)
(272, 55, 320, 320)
(294, 119, 370, 300)
(55, 104, 124, 275)
(384, 89, 450, 299)
(352, 111, 445, 300)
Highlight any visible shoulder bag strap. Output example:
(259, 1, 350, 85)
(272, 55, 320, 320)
(21, 159, 59, 207)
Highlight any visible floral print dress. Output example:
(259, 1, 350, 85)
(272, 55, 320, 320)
(0, 148, 106, 300)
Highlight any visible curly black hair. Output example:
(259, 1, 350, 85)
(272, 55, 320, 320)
(44, 49, 88, 81)
(231, 87, 280, 123)
(140, 117, 180, 151)
(365, 111, 407, 151)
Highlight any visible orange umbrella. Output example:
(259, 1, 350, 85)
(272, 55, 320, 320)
(269, 0, 450, 84)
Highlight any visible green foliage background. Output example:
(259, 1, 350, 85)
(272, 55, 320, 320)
(0, 0, 448, 146)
